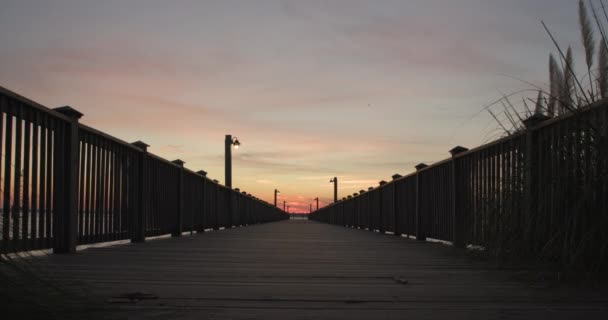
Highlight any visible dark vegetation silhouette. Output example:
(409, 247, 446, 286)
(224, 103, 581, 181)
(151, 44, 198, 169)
(495, 0, 608, 274)
(312, 0, 608, 277)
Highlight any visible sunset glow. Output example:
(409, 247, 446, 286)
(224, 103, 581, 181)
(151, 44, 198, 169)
(0, 0, 583, 212)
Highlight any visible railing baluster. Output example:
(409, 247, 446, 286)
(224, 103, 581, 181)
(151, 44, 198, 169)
(12, 107, 22, 247)
(22, 111, 31, 250)
(30, 114, 39, 249)
(3, 107, 13, 251)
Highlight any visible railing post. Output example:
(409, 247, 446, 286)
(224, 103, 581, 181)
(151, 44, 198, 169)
(197, 170, 207, 232)
(52, 106, 83, 254)
(234, 188, 241, 227)
(415, 163, 428, 241)
(172, 159, 185, 237)
(450, 146, 468, 248)
(367, 187, 373, 231)
(349, 192, 359, 229)
(359, 190, 365, 229)
(340, 200, 345, 226)
(378, 180, 387, 233)
(131, 141, 149, 243)
(242, 191, 249, 225)
(213, 180, 220, 230)
(392, 174, 402, 236)
(522, 113, 549, 242)
(227, 188, 234, 229)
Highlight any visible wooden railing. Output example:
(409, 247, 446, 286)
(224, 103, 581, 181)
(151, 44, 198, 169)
(310, 101, 608, 269)
(0, 87, 287, 254)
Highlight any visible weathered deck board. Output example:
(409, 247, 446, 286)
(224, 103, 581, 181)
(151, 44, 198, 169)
(29, 220, 608, 319)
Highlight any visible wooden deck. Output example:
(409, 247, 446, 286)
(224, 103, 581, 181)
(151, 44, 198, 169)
(26, 220, 608, 319)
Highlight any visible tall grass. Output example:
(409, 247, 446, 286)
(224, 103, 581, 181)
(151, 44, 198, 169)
(481, 0, 608, 276)
(492, 1, 608, 132)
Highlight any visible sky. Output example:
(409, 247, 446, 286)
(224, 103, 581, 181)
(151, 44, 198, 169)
(0, 0, 588, 212)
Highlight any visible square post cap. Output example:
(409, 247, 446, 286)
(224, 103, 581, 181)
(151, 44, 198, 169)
(172, 159, 185, 167)
(241, 191, 247, 194)
(392, 174, 402, 180)
(359, 190, 366, 194)
(415, 163, 428, 171)
(213, 179, 219, 184)
(523, 113, 550, 128)
(234, 188, 240, 192)
(197, 170, 207, 176)
(379, 180, 387, 186)
(132, 141, 149, 152)
(54, 106, 83, 120)
(347, 195, 352, 199)
(342, 197, 347, 201)
(449, 146, 469, 157)
(368, 187, 374, 191)
(353, 193, 358, 196)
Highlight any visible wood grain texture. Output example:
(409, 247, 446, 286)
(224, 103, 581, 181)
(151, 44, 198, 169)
(20, 220, 606, 319)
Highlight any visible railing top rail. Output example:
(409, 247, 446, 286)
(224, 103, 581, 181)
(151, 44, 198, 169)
(0, 86, 73, 122)
(147, 152, 185, 169)
(183, 167, 214, 182)
(531, 98, 608, 130)
(79, 123, 144, 152)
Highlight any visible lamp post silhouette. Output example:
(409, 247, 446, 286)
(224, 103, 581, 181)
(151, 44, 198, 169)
(283, 200, 286, 212)
(310, 203, 312, 213)
(329, 177, 338, 203)
(274, 189, 280, 207)
(314, 197, 319, 210)
(225, 134, 241, 188)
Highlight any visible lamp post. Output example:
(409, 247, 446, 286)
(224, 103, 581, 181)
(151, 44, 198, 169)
(309, 203, 312, 213)
(329, 177, 338, 203)
(283, 200, 286, 212)
(314, 197, 319, 210)
(274, 189, 280, 207)
(225, 134, 241, 188)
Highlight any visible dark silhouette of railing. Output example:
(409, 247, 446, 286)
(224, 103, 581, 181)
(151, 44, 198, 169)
(310, 101, 608, 269)
(0, 87, 287, 254)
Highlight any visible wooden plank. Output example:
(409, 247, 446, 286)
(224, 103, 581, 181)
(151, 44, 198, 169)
(22, 113, 31, 250)
(11, 106, 23, 245)
(111, 146, 119, 240)
(100, 139, 108, 242)
(85, 135, 93, 243)
(13, 109, 24, 248)
(473, 149, 480, 243)
(20, 220, 608, 320)
(30, 116, 38, 248)
(147, 158, 156, 236)
(0, 101, 4, 252)
(3, 110, 13, 250)
(45, 118, 54, 248)
(120, 150, 129, 238)
(94, 137, 102, 243)
(38, 118, 47, 247)
(78, 138, 85, 243)
(108, 143, 115, 240)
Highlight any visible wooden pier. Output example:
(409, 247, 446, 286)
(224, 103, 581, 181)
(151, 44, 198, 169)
(27, 219, 608, 319)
